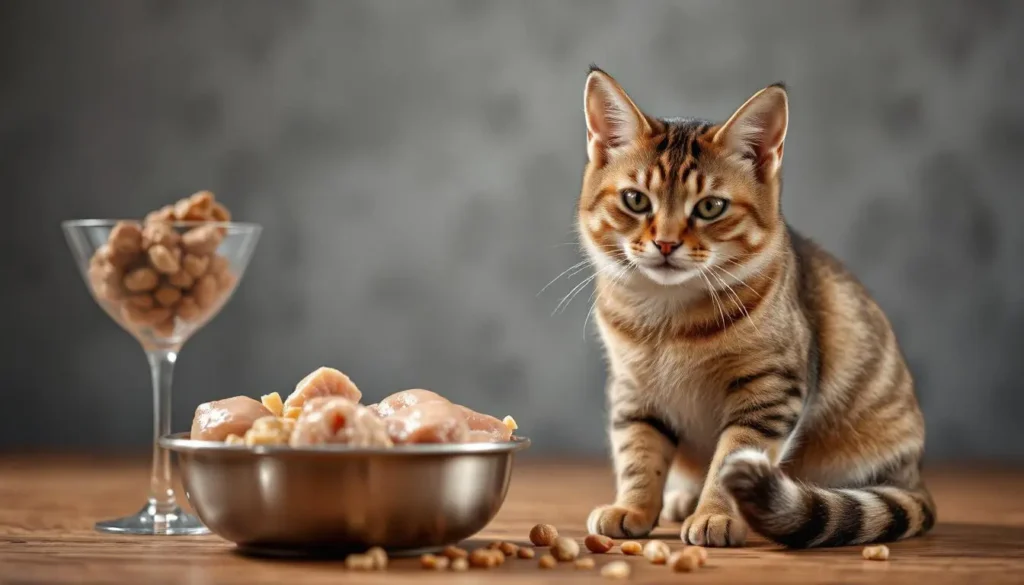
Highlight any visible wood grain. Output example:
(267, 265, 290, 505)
(1, 457, 1022, 584)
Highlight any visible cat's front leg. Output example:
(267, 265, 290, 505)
(683, 372, 805, 547)
(588, 379, 678, 538)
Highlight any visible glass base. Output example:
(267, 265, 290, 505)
(95, 502, 209, 535)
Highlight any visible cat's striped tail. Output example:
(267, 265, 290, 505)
(719, 450, 936, 548)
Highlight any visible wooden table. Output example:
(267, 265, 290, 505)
(1, 457, 1022, 584)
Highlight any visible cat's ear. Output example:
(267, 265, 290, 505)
(713, 83, 789, 181)
(584, 66, 656, 166)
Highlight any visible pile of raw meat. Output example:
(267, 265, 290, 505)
(190, 367, 517, 447)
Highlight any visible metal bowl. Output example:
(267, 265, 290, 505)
(160, 432, 530, 556)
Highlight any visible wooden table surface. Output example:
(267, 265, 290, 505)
(1, 457, 1022, 584)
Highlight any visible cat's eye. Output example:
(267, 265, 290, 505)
(692, 196, 729, 220)
(621, 189, 652, 214)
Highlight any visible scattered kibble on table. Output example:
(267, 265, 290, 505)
(517, 547, 536, 559)
(620, 540, 643, 555)
(575, 557, 596, 570)
(584, 533, 614, 553)
(538, 554, 557, 569)
(530, 523, 559, 546)
(551, 536, 580, 561)
(601, 560, 632, 579)
(643, 539, 670, 564)
(862, 544, 890, 561)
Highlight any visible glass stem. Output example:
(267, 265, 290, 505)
(147, 349, 178, 515)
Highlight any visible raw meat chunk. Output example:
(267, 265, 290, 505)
(190, 396, 272, 441)
(384, 401, 469, 444)
(369, 389, 449, 418)
(284, 367, 362, 410)
(290, 397, 392, 447)
(453, 405, 513, 442)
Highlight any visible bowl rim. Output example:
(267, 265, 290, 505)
(160, 431, 531, 455)
(61, 219, 263, 231)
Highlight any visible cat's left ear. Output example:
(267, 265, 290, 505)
(713, 83, 789, 181)
(584, 67, 658, 166)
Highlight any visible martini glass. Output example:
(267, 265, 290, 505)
(62, 219, 261, 535)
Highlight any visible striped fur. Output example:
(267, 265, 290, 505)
(580, 67, 934, 549)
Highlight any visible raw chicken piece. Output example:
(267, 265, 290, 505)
(190, 396, 273, 441)
(290, 397, 392, 447)
(369, 389, 449, 418)
(384, 401, 470, 444)
(283, 367, 362, 410)
(452, 405, 514, 442)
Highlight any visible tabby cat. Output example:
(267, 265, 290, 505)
(579, 66, 935, 548)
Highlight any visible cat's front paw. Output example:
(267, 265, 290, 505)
(587, 504, 657, 538)
(681, 511, 747, 547)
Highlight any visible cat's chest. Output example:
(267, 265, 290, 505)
(615, 342, 725, 453)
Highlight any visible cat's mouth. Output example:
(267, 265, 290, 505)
(638, 261, 702, 286)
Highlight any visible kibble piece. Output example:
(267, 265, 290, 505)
(620, 541, 642, 556)
(643, 540, 670, 565)
(366, 546, 387, 570)
(551, 537, 580, 562)
(498, 541, 519, 556)
(182, 254, 210, 278)
(174, 191, 215, 221)
(110, 221, 143, 253)
(176, 295, 202, 322)
(210, 201, 231, 222)
(167, 269, 195, 289)
(584, 534, 614, 554)
(469, 549, 498, 568)
(450, 557, 468, 571)
(193, 273, 220, 309)
(601, 561, 631, 579)
(124, 267, 159, 292)
(529, 523, 558, 546)
(670, 550, 700, 573)
(154, 286, 182, 308)
(126, 294, 155, 310)
(96, 243, 137, 270)
(261, 392, 284, 417)
(420, 554, 441, 569)
(442, 545, 468, 560)
(491, 549, 506, 566)
(216, 270, 237, 292)
(345, 553, 374, 571)
(538, 554, 557, 569)
(575, 558, 596, 570)
(517, 547, 536, 559)
(209, 254, 230, 274)
(190, 396, 273, 441)
(141, 221, 179, 249)
(148, 244, 182, 275)
(224, 434, 244, 445)
(144, 205, 176, 225)
(486, 541, 502, 550)
(283, 406, 302, 420)
(152, 317, 175, 338)
(684, 546, 708, 567)
(182, 224, 223, 255)
(862, 544, 889, 561)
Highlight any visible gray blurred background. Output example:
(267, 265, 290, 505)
(2, 0, 1023, 460)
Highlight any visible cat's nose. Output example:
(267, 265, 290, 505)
(655, 240, 682, 256)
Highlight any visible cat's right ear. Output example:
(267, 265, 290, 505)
(584, 67, 655, 166)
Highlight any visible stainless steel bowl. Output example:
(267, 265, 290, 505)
(160, 432, 530, 556)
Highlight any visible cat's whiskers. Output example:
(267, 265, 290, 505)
(707, 265, 763, 338)
(697, 266, 728, 330)
(583, 261, 636, 338)
(711, 262, 764, 299)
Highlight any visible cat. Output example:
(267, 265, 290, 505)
(578, 66, 935, 548)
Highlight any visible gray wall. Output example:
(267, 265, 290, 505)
(3, 0, 1023, 460)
